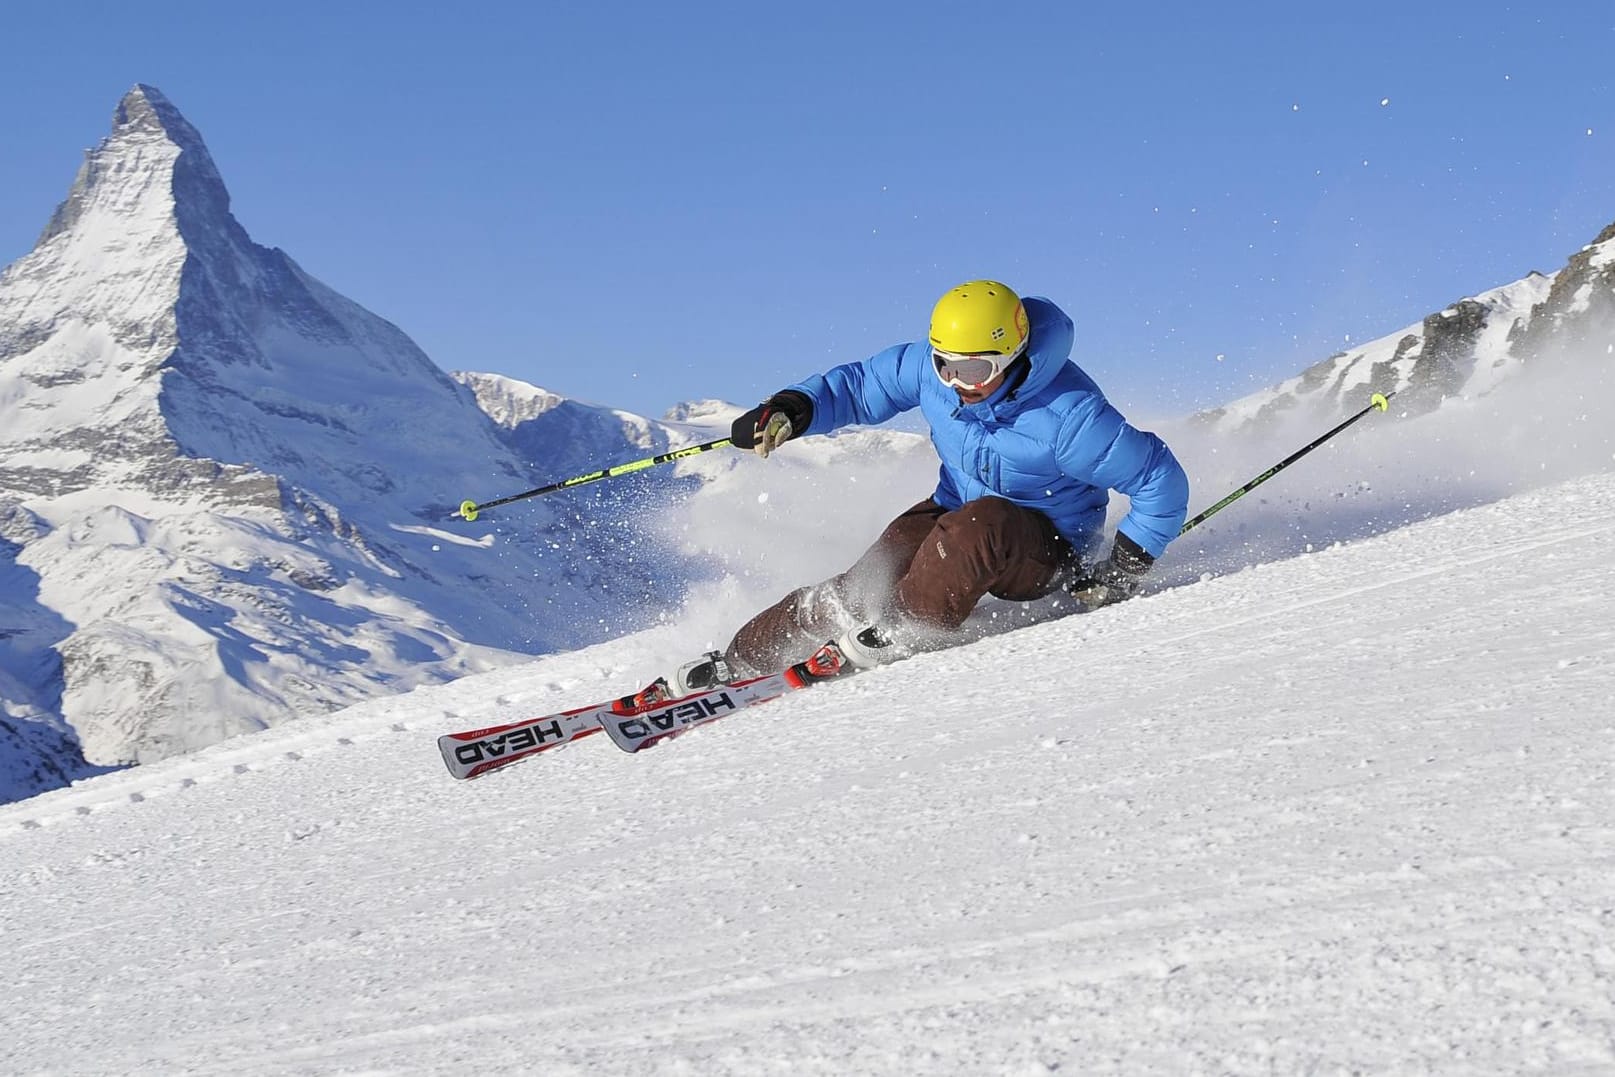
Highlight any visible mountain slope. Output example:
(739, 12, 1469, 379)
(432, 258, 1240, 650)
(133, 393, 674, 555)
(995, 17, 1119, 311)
(0, 86, 736, 796)
(2, 470, 1611, 1074)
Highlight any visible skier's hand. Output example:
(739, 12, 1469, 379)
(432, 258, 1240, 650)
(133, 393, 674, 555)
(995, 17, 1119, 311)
(732, 391, 813, 458)
(1065, 533, 1153, 609)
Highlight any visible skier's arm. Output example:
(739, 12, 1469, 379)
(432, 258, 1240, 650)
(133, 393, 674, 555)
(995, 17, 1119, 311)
(788, 343, 925, 435)
(1053, 398, 1190, 560)
(731, 344, 924, 456)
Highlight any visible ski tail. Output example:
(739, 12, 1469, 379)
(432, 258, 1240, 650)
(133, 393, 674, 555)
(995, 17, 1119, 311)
(437, 704, 608, 779)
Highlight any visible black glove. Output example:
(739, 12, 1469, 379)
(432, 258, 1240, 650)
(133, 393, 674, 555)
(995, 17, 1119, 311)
(1065, 532, 1154, 608)
(731, 390, 814, 458)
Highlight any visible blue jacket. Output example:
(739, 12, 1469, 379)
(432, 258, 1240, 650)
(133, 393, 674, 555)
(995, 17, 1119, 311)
(790, 296, 1189, 559)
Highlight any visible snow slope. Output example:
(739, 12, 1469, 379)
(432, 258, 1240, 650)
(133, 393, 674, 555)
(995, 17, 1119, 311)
(3, 471, 1612, 1074)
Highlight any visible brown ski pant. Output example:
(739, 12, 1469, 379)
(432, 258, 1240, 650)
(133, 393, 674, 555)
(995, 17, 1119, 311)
(724, 496, 1074, 675)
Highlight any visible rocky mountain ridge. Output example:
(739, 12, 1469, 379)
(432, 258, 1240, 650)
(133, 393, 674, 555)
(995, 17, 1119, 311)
(1202, 222, 1615, 430)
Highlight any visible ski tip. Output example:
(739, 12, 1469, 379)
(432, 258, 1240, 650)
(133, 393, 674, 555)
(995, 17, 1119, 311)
(457, 499, 479, 522)
(1370, 392, 1390, 412)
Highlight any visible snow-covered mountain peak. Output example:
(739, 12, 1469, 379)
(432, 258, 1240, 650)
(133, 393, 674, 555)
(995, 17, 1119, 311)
(34, 83, 227, 254)
(452, 370, 567, 426)
(106, 82, 220, 177)
(0, 87, 718, 797)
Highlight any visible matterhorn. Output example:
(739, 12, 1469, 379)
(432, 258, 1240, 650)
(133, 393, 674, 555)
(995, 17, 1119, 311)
(0, 86, 706, 801)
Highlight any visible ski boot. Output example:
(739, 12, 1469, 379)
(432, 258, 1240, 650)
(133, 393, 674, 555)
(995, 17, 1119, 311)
(612, 650, 734, 715)
(784, 625, 896, 688)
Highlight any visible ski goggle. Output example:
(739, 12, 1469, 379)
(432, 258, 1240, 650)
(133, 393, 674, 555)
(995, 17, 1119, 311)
(931, 342, 1025, 390)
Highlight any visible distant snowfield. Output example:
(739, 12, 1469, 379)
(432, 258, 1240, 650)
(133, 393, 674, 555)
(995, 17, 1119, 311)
(3, 470, 1613, 1074)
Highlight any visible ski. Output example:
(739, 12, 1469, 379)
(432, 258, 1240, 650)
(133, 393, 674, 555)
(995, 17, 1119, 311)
(437, 645, 853, 777)
(437, 701, 610, 779)
(597, 644, 854, 753)
(599, 671, 798, 753)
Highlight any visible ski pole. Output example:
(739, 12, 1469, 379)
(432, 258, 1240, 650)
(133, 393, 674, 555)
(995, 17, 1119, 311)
(456, 437, 733, 521)
(1180, 391, 1394, 535)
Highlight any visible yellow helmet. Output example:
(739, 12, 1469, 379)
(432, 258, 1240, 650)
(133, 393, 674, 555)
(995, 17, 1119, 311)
(929, 280, 1029, 358)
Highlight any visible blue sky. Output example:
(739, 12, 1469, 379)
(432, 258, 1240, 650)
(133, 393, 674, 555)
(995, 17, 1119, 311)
(3, 1, 1612, 422)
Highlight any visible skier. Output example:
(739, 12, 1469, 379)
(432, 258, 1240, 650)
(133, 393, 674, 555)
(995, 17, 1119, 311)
(663, 280, 1190, 697)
